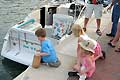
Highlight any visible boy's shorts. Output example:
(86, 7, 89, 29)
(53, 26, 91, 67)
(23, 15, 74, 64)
(85, 4, 102, 19)
(41, 59, 61, 68)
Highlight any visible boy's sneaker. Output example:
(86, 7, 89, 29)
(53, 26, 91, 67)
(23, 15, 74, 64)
(48, 60, 61, 68)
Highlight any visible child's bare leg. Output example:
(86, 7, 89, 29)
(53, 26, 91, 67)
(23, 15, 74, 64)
(73, 58, 81, 71)
(94, 53, 102, 60)
(94, 43, 106, 60)
(94, 51, 106, 60)
(78, 66, 87, 80)
(73, 64, 80, 71)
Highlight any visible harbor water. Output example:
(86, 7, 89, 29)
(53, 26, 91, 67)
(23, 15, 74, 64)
(0, 0, 42, 80)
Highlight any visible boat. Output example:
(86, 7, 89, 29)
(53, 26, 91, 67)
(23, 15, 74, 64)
(1, 0, 85, 66)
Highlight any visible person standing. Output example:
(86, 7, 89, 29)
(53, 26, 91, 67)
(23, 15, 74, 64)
(108, 18, 120, 48)
(106, 0, 120, 37)
(83, 0, 104, 36)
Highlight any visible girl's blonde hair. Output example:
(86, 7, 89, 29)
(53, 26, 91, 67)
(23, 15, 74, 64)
(72, 24, 85, 37)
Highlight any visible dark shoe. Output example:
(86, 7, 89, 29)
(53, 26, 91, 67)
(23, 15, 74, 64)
(106, 33, 115, 37)
(67, 76, 79, 80)
(108, 42, 115, 48)
(99, 51, 106, 60)
(96, 29, 102, 36)
(110, 39, 113, 42)
(115, 48, 120, 52)
(83, 28, 86, 32)
(100, 51, 106, 59)
(48, 60, 61, 68)
(102, 51, 106, 59)
(68, 71, 79, 77)
(110, 39, 119, 42)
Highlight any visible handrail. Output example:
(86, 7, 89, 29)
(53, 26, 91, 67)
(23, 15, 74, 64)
(17, 18, 35, 28)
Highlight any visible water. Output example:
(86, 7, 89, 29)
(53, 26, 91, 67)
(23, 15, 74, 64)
(0, 0, 42, 80)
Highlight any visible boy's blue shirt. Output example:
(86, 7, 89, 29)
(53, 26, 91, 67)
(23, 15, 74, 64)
(40, 39, 58, 63)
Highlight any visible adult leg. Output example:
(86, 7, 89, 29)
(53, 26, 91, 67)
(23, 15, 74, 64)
(83, 4, 93, 32)
(108, 22, 120, 47)
(96, 19, 101, 30)
(94, 4, 102, 36)
(106, 6, 119, 37)
(110, 14, 119, 36)
(114, 22, 120, 52)
(96, 19, 102, 36)
(83, 18, 89, 32)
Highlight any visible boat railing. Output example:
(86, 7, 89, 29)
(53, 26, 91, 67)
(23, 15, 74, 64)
(16, 18, 35, 28)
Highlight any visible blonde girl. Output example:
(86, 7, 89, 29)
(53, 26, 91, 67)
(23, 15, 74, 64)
(71, 24, 105, 73)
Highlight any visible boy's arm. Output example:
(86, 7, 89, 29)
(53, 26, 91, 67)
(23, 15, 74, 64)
(40, 42, 50, 56)
(39, 52, 49, 56)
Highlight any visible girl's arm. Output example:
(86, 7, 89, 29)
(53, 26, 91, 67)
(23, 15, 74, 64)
(77, 37, 83, 64)
(73, 39, 82, 71)
(77, 43, 82, 64)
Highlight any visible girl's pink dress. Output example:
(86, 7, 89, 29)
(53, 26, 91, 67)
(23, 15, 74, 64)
(83, 56, 95, 78)
(94, 42, 102, 58)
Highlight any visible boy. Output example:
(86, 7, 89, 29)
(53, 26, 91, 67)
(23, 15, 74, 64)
(35, 28, 61, 68)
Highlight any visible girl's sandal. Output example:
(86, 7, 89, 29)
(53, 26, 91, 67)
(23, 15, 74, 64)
(108, 42, 115, 48)
(83, 28, 86, 32)
(110, 39, 113, 42)
(110, 39, 119, 42)
(96, 29, 102, 36)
